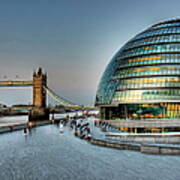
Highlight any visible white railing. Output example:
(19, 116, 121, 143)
(101, 119, 180, 128)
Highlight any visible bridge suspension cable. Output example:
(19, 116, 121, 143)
(44, 86, 80, 108)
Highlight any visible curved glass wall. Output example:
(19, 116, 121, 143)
(96, 19, 180, 119)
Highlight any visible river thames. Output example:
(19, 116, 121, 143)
(0, 116, 180, 180)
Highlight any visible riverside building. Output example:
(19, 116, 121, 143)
(95, 19, 180, 124)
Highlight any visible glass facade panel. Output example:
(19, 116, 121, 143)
(95, 19, 180, 119)
(116, 103, 180, 119)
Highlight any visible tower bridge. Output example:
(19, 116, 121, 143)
(0, 67, 81, 121)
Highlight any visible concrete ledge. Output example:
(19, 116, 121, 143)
(141, 145, 160, 154)
(106, 133, 180, 144)
(141, 145, 180, 155)
(89, 138, 140, 151)
(0, 120, 51, 134)
(0, 124, 27, 134)
(89, 137, 180, 155)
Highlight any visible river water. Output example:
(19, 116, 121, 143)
(0, 116, 180, 180)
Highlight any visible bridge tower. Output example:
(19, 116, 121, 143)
(29, 67, 49, 121)
(33, 67, 47, 107)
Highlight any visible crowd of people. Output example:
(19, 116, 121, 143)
(70, 119, 92, 140)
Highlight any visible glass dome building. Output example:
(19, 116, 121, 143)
(95, 19, 180, 120)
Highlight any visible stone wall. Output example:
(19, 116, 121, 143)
(106, 133, 180, 144)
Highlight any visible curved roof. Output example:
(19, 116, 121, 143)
(95, 19, 180, 106)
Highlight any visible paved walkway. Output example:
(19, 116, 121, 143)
(87, 117, 106, 139)
(1, 125, 180, 180)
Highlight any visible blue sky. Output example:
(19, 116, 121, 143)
(0, 0, 180, 105)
